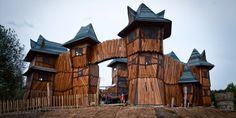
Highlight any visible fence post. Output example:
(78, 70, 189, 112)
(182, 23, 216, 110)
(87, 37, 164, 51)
(62, 96, 64, 109)
(47, 83, 50, 107)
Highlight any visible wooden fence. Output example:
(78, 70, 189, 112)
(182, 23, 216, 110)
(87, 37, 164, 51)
(0, 94, 98, 114)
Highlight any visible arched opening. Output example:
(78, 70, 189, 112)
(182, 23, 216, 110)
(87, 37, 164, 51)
(97, 58, 128, 104)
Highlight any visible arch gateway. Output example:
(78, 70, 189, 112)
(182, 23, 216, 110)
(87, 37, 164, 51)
(24, 3, 214, 106)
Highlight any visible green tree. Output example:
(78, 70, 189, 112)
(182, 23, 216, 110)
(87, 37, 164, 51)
(225, 82, 236, 109)
(0, 25, 25, 100)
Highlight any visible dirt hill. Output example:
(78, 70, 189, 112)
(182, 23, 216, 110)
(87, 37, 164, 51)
(1, 106, 236, 118)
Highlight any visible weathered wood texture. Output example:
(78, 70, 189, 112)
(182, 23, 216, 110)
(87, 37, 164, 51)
(126, 28, 164, 56)
(129, 78, 164, 105)
(30, 54, 57, 68)
(54, 52, 73, 95)
(0, 94, 98, 114)
(91, 39, 127, 63)
(163, 55, 184, 106)
(70, 44, 89, 68)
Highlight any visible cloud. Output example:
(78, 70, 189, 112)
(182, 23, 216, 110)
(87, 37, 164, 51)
(7, 20, 34, 28)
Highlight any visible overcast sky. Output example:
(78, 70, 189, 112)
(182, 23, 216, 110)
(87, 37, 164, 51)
(0, 0, 235, 90)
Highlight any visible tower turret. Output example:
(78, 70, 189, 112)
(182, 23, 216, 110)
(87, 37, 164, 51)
(118, 3, 172, 105)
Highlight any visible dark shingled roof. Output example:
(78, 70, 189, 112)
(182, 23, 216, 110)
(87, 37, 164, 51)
(107, 58, 128, 67)
(166, 51, 180, 61)
(187, 49, 214, 70)
(178, 65, 199, 84)
(63, 23, 100, 48)
(23, 66, 56, 75)
(24, 35, 67, 62)
(118, 3, 171, 39)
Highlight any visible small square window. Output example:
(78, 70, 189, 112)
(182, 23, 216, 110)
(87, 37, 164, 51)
(143, 27, 157, 39)
(75, 48, 83, 56)
(78, 69, 83, 77)
(128, 31, 135, 42)
(202, 70, 209, 79)
(43, 57, 49, 64)
(145, 55, 152, 65)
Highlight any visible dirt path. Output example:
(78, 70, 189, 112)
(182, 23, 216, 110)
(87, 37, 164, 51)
(1, 106, 235, 118)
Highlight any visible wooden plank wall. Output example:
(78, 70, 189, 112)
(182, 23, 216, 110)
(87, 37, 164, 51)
(163, 55, 184, 106)
(70, 44, 88, 68)
(127, 52, 165, 105)
(54, 52, 73, 95)
(33, 54, 57, 68)
(90, 39, 127, 64)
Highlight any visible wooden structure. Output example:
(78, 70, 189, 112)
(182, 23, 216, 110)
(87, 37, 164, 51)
(105, 58, 128, 97)
(24, 35, 67, 98)
(24, 3, 214, 106)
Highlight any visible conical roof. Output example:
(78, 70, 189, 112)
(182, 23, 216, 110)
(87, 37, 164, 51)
(166, 51, 180, 61)
(118, 3, 171, 39)
(178, 65, 198, 84)
(63, 24, 100, 48)
(24, 35, 67, 62)
(107, 58, 128, 67)
(188, 49, 214, 70)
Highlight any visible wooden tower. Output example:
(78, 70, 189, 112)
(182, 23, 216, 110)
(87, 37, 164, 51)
(63, 24, 100, 105)
(118, 3, 172, 105)
(24, 35, 67, 98)
(107, 58, 128, 96)
(187, 49, 214, 106)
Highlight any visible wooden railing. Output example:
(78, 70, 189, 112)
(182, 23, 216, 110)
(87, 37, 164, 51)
(0, 94, 98, 114)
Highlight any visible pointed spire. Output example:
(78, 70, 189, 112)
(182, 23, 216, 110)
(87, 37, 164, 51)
(128, 6, 136, 23)
(37, 35, 46, 45)
(118, 3, 171, 39)
(30, 39, 37, 48)
(136, 3, 157, 19)
(63, 23, 100, 48)
(201, 50, 206, 61)
(188, 49, 214, 70)
(157, 10, 165, 18)
(178, 65, 198, 84)
(167, 51, 180, 61)
(188, 48, 201, 63)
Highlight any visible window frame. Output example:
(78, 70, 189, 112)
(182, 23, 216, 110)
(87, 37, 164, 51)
(128, 31, 135, 43)
(145, 55, 152, 65)
(75, 48, 83, 56)
(143, 27, 157, 39)
(78, 69, 83, 77)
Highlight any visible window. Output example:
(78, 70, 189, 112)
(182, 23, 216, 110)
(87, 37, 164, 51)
(202, 70, 209, 79)
(128, 31, 135, 42)
(145, 55, 152, 65)
(78, 69, 83, 77)
(143, 27, 157, 39)
(43, 57, 49, 64)
(39, 72, 47, 81)
(75, 48, 83, 56)
(118, 77, 127, 82)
